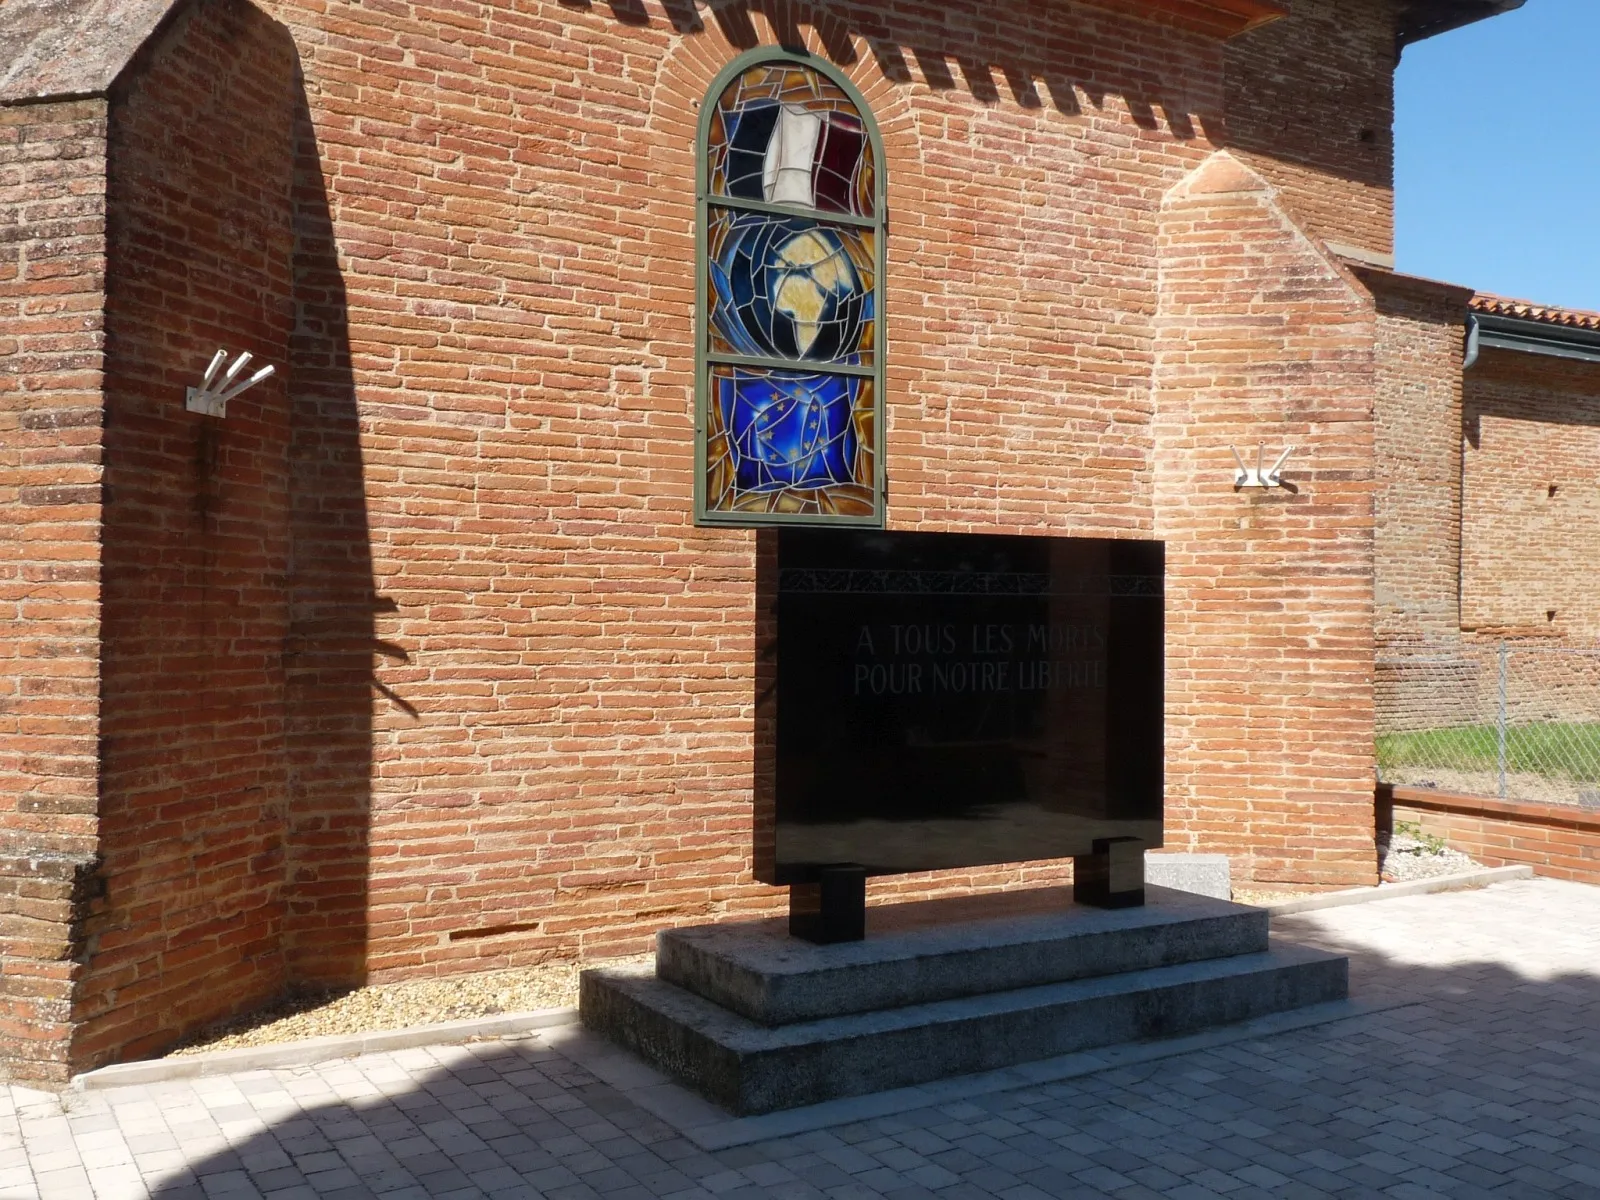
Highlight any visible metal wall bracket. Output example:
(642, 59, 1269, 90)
(186, 349, 275, 418)
(1232, 442, 1293, 489)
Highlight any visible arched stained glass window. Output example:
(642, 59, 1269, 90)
(696, 50, 885, 525)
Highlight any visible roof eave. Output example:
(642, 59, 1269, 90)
(1397, 1, 1527, 53)
(1080, 0, 1288, 40)
(1473, 312, 1600, 366)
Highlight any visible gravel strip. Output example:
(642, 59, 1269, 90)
(1232, 888, 1305, 906)
(166, 956, 650, 1057)
(1379, 829, 1480, 881)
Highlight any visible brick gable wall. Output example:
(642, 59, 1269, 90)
(71, 0, 304, 1069)
(251, 0, 1233, 989)
(1154, 153, 1378, 888)
(0, 98, 108, 1085)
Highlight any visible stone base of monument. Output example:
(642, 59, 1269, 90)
(1145, 852, 1233, 900)
(579, 885, 1347, 1115)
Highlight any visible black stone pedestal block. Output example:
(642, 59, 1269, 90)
(1074, 837, 1145, 909)
(789, 866, 866, 943)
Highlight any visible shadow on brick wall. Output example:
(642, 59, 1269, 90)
(282, 70, 375, 991)
(1223, 0, 1392, 189)
(82, 0, 373, 1070)
(558, 0, 1215, 132)
(1463, 350, 1600, 451)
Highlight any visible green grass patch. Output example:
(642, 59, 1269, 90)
(1377, 722, 1600, 783)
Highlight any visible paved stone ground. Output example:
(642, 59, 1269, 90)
(4, 877, 1599, 1200)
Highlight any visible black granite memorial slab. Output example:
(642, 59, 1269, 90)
(585, 538, 1351, 1104)
(756, 529, 1163, 923)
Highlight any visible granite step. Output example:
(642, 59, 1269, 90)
(657, 885, 1268, 1025)
(581, 939, 1349, 1115)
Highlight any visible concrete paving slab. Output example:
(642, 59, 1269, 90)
(3, 877, 1596, 1200)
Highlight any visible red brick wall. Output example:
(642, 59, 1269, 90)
(1224, 0, 1395, 257)
(71, 0, 304, 1070)
(1368, 300, 1600, 790)
(1366, 279, 1477, 752)
(4, 0, 1413, 1076)
(246, 0, 1241, 982)
(1154, 152, 1378, 889)
(1369, 273, 1469, 648)
(0, 98, 108, 1084)
(1365, 295, 1600, 654)
(1385, 785, 1600, 886)
(1461, 349, 1600, 638)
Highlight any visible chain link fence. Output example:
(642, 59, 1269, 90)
(1376, 641, 1600, 809)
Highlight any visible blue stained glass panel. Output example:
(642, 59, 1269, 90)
(718, 368, 857, 491)
(707, 211, 875, 366)
(706, 367, 874, 516)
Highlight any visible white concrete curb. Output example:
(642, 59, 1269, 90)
(70, 1006, 579, 1091)
(1264, 864, 1534, 916)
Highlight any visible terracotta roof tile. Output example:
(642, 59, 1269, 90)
(1471, 292, 1600, 333)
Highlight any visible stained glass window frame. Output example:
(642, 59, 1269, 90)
(694, 47, 887, 528)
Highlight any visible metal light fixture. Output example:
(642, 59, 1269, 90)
(1231, 442, 1293, 489)
(186, 348, 275, 418)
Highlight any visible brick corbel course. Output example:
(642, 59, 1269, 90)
(1154, 150, 1379, 889)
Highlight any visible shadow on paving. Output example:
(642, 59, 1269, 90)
(142, 928, 1600, 1200)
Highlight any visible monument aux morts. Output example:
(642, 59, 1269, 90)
(581, 526, 1348, 1113)
(768, 530, 1164, 938)
(9, 0, 1533, 1085)
(580, 48, 1346, 1107)
(582, 524, 1344, 1120)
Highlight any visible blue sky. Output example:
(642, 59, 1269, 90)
(1396, 0, 1600, 312)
